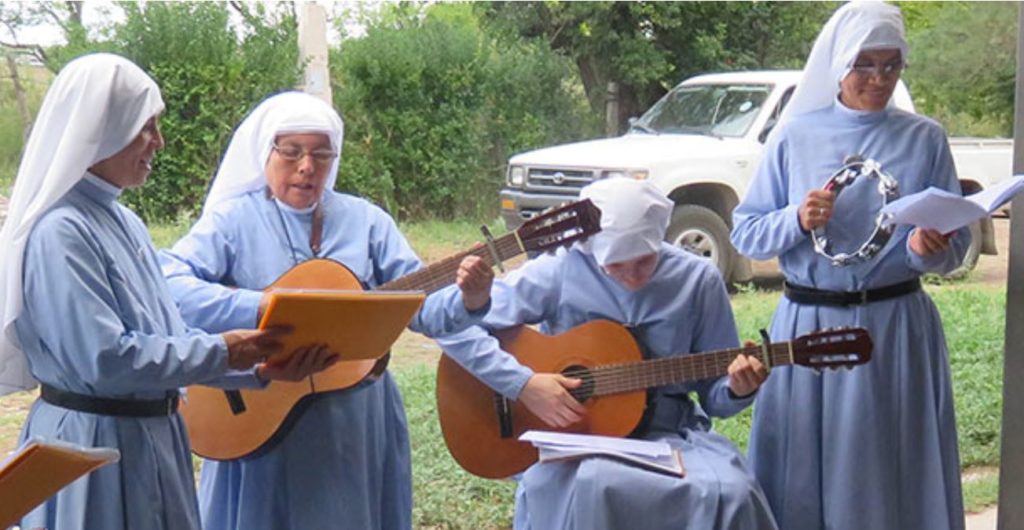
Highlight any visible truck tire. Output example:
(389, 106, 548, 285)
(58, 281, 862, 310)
(943, 221, 982, 279)
(665, 205, 735, 281)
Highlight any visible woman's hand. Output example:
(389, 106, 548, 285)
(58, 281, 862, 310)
(456, 254, 494, 312)
(727, 351, 768, 398)
(799, 190, 836, 231)
(909, 227, 952, 257)
(517, 373, 587, 428)
(222, 327, 291, 370)
(256, 344, 339, 382)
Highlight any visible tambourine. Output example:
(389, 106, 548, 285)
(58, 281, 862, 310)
(811, 156, 899, 267)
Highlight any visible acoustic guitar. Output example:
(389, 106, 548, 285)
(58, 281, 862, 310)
(181, 199, 602, 461)
(436, 320, 872, 479)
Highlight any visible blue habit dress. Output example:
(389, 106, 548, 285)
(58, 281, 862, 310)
(731, 101, 969, 530)
(15, 175, 239, 530)
(440, 244, 778, 530)
(159, 189, 482, 530)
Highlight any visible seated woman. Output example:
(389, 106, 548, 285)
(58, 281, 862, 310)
(441, 177, 776, 530)
(0, 54, 319, 530)
(159, 91, 494, 530)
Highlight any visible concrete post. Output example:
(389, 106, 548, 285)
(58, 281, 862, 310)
(296, 2, 332, 105)
(996, 4, 1024, 529)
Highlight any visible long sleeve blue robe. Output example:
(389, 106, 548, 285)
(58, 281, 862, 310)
(159, 188, 481, 530)
(440, 245, 777, 530)
(731, 102, 969, 530)
(15, 176, 232, 530)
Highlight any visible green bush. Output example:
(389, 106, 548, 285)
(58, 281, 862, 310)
(41, 2, 301, 222)
(333, 4, 598, 221)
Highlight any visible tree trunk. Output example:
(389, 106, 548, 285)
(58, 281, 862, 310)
(5, 53, 31, 141)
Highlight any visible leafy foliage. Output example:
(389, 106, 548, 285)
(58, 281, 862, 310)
(477, 1, 836, 131)
(33, 2, 301, 221)
(903, 2, 1017, 137)
(333, 3, 596, 220)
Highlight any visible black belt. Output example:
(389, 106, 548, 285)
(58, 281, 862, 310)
(783, 279, 921, 307)
(40, 384, 179, 417)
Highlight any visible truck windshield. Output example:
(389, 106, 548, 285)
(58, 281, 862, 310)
(635, 83, 772, 138)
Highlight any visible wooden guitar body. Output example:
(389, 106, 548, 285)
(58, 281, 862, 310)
(437, 322, 873, 479)
(182, 199, 604, 461)
(181, 259, 378, 460)
(437, 320, 647, 479)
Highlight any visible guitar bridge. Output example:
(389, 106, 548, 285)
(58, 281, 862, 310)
(493, 393, 513, 439)
(223, 390, 247, 415)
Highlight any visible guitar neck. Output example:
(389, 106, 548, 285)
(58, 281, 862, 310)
(571, 341, 796, 400)
(377, 231, 525, 294)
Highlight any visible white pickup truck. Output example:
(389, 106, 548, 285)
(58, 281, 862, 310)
(499, 70, 1013, 281)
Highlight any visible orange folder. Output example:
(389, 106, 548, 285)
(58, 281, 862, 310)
(0, 440, 120, 527)
(257, 289, 426, 363)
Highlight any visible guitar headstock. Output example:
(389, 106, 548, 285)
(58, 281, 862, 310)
(790, 327, 872, 370)
(516, 199, 602, 254)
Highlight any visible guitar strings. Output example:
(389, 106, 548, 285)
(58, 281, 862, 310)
(563, 344, 792, 398)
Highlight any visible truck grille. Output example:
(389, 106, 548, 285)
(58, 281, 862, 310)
(526, 168, 596, 193)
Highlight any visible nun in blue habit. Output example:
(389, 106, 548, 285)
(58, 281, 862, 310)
(158, 91, 494, 530)
(0, 54, 299, 530)
(730, 3, 969, 529)
(440, 177, 778, 530)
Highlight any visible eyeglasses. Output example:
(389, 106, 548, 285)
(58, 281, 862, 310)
(850, 61, 905, 79)
(272, 142, 338, 164)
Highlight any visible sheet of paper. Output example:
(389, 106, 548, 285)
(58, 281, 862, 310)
(881, 175, 1024, 234)
(880, 187, 984, 234)
(968, 175, 1024, 211)
(519, 430, 672, 457)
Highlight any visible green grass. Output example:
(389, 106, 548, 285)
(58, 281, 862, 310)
(963, 471, 1000, 513)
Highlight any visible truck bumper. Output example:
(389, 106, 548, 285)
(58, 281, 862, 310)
(500, 188, 581, 230)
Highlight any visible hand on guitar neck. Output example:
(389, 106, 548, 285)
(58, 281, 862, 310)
(455, 254, 493, 312)
(727, 345, 769, 398)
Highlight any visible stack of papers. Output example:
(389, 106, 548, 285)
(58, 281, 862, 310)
(881, 175, 1024, 234)
(0, 439, 120, 527)
(519, 430, 685, 477)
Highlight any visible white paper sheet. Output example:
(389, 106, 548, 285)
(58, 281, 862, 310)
(880, 175, 1024, 234)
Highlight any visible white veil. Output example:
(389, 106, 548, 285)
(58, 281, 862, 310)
(0, 53, 165, 395)
(776, 1, 910, 134)
(202, 91, 344, 214)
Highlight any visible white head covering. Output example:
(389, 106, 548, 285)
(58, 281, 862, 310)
(578, 177, 673, 266)
(202, 91, 344, 213)
(0, 53, 164, 394)
(776, 1, 911, 132)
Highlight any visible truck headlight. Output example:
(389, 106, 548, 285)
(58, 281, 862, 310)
(508, 165, 526, 186)
(602, 169, 649, 180)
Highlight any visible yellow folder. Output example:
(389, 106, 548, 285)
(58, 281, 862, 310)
(257, 289, 427, 363)
(0, 440, 120, 527)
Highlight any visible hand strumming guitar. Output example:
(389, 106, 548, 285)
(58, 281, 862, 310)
(517, 373, 587, 428)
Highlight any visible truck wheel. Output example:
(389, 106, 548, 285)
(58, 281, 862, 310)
(665, 205, 735, 281)
(943, 221, 982, 279)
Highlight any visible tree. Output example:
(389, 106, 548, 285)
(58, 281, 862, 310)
(332, 2, 596, 220)
(902, 1, 1016, 136)
(478, 1, 835, 132)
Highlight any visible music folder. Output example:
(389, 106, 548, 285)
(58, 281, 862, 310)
(258, 289, 426, 363)
(0, 439, 120, 527)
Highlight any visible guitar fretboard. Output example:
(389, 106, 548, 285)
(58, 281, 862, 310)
(567, 342, 795, 400)
(378, 232, 524, 294)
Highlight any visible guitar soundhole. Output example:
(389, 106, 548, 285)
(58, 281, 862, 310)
(562, 365, 595, 403)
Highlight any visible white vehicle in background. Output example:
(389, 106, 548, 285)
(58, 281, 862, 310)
(499, 70, 1012, 281)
